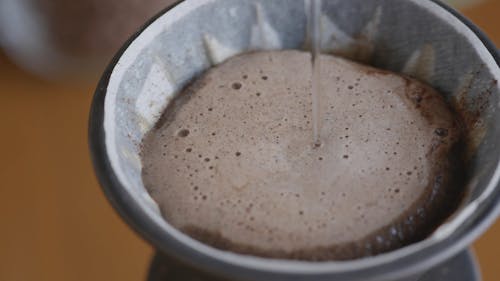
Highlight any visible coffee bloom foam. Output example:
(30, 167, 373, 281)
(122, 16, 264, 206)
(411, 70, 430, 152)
(141, 50, 464, 260)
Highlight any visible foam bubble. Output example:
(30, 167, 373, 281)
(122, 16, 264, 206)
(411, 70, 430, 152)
(232, 82, 242, 90)
(177, 129, 189, 137)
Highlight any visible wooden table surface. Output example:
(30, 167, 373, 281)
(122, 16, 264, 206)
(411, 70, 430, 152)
(0, 2, 499, 281)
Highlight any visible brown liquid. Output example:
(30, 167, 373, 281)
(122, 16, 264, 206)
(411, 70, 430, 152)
(141, 50, 464, 260)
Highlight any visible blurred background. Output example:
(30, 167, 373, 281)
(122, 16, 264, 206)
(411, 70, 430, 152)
(0, 0, 498, 280)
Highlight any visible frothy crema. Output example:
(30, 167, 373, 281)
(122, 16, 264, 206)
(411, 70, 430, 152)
(141, 50, 464, 260)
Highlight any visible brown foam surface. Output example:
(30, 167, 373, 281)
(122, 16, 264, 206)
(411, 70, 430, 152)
(141, 50, 463, 260)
